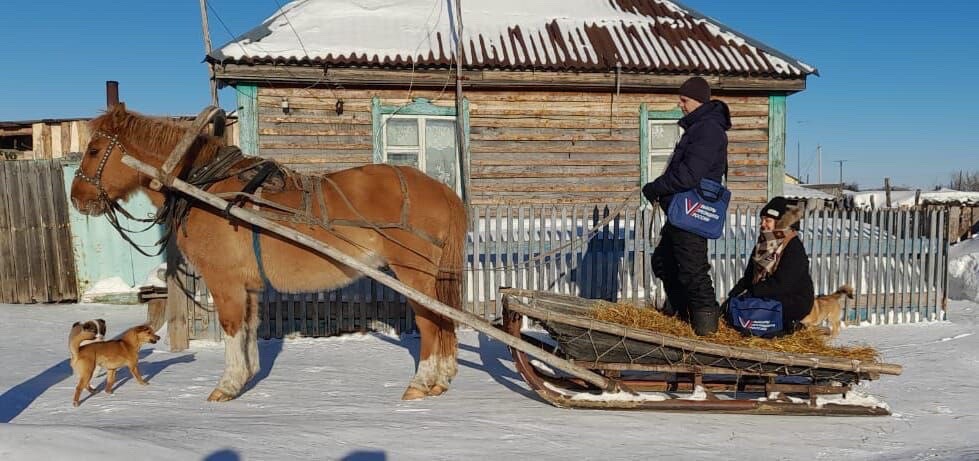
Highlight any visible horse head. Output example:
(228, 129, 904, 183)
(70, 103, 147, 216)
(70, 104, 224, 216)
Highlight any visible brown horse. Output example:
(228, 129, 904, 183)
(70, 104, 467, 401)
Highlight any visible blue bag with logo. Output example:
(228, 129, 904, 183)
(728, 296, 783, 337)
(667, 178, 731, 239)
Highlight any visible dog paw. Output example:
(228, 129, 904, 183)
(72, 401, 80, 407)
(137, 381, 149, 386)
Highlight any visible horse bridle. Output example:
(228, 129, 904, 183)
(74, 130, 126, 201)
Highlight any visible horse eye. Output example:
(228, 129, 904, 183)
(87, 148, 99, 156)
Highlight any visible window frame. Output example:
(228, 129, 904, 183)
(371, 96, 469, 195)
(639, 104, 684, 204)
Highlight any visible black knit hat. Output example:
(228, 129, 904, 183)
(760, 196, 789, 220)
(679, 76, 711, 103)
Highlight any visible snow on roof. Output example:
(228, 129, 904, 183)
(210, 0, 816, 77)
(782, 183, 836, 201)
(846, 189, 979, 207)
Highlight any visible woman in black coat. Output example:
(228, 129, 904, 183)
(728, 197, 814, 332)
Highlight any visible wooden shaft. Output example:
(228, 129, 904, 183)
(158, 106, 224, 184)
(120, 154, 614, 391)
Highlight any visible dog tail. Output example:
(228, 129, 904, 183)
(69, 323, 96, 361)
(833, 284, 855, 299)
(94, 318, 107, 339)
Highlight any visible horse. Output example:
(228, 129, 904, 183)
(70, 104, 468, 402)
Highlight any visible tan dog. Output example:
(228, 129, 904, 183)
(801, 285, 854, 338)
(71, 325, 160, 407)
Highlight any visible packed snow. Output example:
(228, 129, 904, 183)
(2, 296, 979, 460)
(78, 277, 137, 303)
(949, 236, 979, 303)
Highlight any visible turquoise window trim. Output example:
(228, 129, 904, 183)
(639, 104, 683, 205)
(768, 95, 786, 199)
(371, 96, 469, 193)
(236, 84, 258, 156)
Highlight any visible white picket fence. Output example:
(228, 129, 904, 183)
(184, 205, 949, 340)
(464, 205, 949, 325)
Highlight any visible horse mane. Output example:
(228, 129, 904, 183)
(88, 105, 224, 166)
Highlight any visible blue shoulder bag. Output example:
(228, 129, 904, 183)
(667, 177, 731, 239)
(728, 296, 784, 338)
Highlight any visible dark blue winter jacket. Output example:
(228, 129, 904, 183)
(642, 100, 731, 211)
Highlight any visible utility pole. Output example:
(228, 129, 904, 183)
(833, 159, 849, 187)
(451, 0, 470, 205)
(199, 0, 218, 107)
(816, 144, 822, 184)
(794, 120, 806, 181)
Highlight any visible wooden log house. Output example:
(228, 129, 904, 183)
(208, 0, 817, 207)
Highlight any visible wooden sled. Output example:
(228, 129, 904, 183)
(500, 288, 903, 416)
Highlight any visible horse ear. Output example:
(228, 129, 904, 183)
(103, 103, 128, 129)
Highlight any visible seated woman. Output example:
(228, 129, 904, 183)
(727, 197, 814, 336)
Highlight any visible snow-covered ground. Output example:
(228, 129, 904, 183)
(2, 236, 977, 460)
(0, 299, 978, 460)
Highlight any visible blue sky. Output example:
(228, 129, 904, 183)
(2, 1, 976, 189)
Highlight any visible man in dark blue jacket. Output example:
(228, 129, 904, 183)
(642, 77, 729, 335)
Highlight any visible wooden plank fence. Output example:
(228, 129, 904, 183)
(0, 160, 79, 303)
(182, 204, 949, 340)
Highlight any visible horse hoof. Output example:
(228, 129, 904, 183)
(428, 385, 447, 396)
(207, 389, 236, 402)
(401, 387, 427, 400)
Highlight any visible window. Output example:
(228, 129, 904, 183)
(372, 97, 468, 195)
(647, 120, 682, 179)
(381, 115, 459, 191)
(639, 104, 684, 203)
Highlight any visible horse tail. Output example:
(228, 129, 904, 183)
(436, 192, 467, 315)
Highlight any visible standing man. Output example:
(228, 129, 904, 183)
(642, 77, 730, 335)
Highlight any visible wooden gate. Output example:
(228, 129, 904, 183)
(0, 160, 78, 303)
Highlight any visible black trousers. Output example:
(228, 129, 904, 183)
(651, 222, 719, 319)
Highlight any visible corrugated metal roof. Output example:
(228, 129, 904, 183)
(209, 0, 816, 78)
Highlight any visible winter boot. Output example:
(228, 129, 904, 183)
(690, 308, 719, 336)
(661, 299, 690, 322)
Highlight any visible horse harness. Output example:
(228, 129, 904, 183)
(74, 131, 123, 202)
(78, 131, 444, 264)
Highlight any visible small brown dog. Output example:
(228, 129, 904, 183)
(801, 285, 855, 338)
(71, 324, 160, 407)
